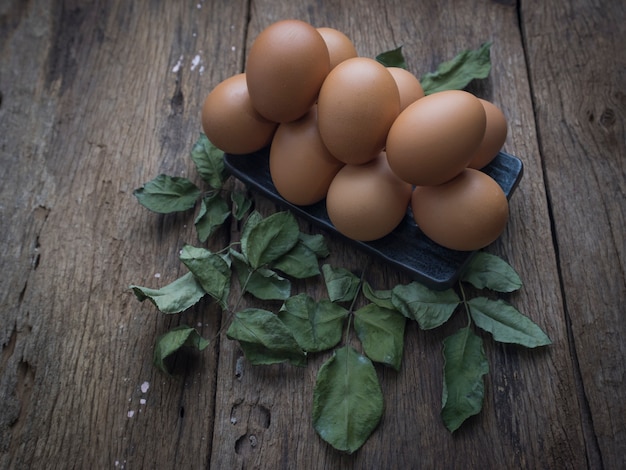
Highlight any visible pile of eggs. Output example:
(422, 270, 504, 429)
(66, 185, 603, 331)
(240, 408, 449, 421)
(202, 19, 511, 251)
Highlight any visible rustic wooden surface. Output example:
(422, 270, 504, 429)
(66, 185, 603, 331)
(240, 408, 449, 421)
(1, 0, 624, 468)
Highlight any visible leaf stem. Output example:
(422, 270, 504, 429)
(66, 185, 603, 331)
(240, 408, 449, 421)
(215, 241, 241, 255)
(458, 282, 472, 328)
(344, 312, 354, 347)
(212, 266, 255, 341)
(342, 266, 368, 349)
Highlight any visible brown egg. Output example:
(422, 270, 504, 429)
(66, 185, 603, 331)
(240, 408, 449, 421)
(201, 73, 278, 154)
(386, 90, 486, 186)
(386, 67, 425, 111)
(326, 152, 412, 241)
(411, 169, 509, 251)
(270, 106, 344, 206)
(467, 99, 508, 169)
(317, 57, 400, 165)
(316, 27, 358, 69)
(245, 20, 330, 123)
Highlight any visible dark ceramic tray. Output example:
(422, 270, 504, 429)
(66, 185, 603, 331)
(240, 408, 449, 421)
(224, 148, 523, 290)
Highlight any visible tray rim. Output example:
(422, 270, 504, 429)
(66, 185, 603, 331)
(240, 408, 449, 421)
(224, 148, 524, 290)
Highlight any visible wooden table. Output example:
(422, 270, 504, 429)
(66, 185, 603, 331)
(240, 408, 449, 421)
(1, 1, 624, 468)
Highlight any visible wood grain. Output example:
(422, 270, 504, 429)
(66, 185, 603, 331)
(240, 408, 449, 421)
(1, 0, 245, 468)
(210, 0, 586, 468)
(0, 0, 623, 468)
(521, 1, 626, 468)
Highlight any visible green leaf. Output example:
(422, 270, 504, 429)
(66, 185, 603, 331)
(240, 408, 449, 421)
(190, 133, 227, 189)
(391, 282, 460, 329)
(420, 42, 492, 95)
(241, 211, 300, 269)
(468, 297, 552, 348)
(153, 325, 210, 375)
(375, 45, 407, 69)
(278, 293, 348, 352)
(362, 282, 395, 310)
(230, 249, 291, 300)
(298, 232, 330, 258)
(272, 241, 321, 279)
(241, 210, 263, 244)
(133, 174, 201, 214)
(354, 303, 406, 371)
(179, 245, 231, 308)
(441, 327, 489, 432)
(322, 264, 360, 303)
(231, 190, 252, 220)
(246, 268, 291, 300)
(130, 272, 205, 313)
(312, 346, 383, 453)
(194, 193, 230, 243)
(226, 308, 306, 366)
(461, 252, 522, 293)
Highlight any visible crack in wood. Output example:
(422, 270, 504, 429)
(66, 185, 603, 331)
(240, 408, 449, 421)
(18, 282, 27, 304)
(0, 323, 36, 456)
(1, 324, 18, 370)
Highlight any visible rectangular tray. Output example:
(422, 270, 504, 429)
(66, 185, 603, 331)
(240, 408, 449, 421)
(224, 149, 523, 290)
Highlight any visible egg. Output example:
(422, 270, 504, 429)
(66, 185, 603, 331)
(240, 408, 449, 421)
(201, 73, 278, 154)
(386, 67, 425, 111)
(317, 57, 401, 165)
(326, 152, 412, 241)
(316, 27, 358, 69)
(245, 20, 330, 123)
(269, 106, 344, 206)
(467, 99, 508, 169)
(386, 90, 486, 186)
(411, 168, 509, 251)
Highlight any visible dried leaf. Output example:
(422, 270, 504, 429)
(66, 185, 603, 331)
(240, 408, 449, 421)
(312, 346, 383, 453)
(468, 297, 551, 347)
(153, 325, 209, 375)
(130, 272, 205, 313)
(226, 308, 306, 366)
(133, 175, 200, 214)
(441, 327, 489, 432)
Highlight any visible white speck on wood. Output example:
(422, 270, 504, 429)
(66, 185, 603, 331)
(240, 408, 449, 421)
(191, 54, 201, 71)
(235, 356, 244, 379)
(172, 55, 183, 73)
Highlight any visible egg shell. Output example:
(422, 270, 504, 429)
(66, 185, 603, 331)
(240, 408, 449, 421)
(386, 67, 425, 111)
(317, 57, 401, 165)
(411, 168, 509, 251)
(245, 20, 330, 123)
(386, 90, 486, 186)
(467, 99, 508, 169)
(270, 106, 344, 206)
(326, 152, 412, 241)
(201, 73, 278, 154)
(316, 27, 358, 69)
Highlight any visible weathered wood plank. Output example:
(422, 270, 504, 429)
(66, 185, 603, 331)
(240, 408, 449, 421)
(521, 0, 626, 468)
(209, 1, 588, 468)
(1, 0, 247, 468)
(3, 0, 622, 468)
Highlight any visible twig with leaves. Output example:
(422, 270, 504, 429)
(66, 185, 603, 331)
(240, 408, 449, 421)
(129, 42, 551, 453)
